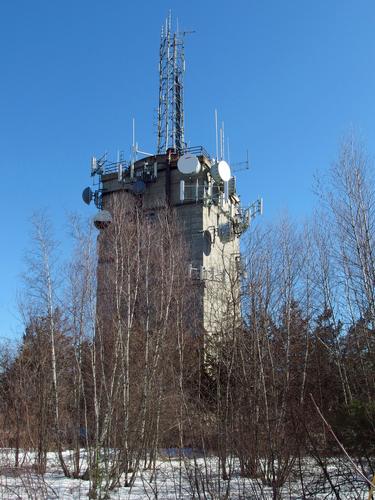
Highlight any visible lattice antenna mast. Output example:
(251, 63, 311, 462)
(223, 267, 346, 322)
(157, 14, 187, 153)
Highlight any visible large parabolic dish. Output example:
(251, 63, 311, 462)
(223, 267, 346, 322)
(177, 154, 201, 175)
(82, 186, 93, 205)
(211, 160, 231, 183)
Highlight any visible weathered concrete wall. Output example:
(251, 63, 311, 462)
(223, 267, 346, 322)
(100, 152, 241, 336)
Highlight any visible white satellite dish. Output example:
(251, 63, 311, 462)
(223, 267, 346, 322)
(177, 154, 201, 175)
(211, 160, 231, 183)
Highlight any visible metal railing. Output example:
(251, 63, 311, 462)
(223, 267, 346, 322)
(179, 145, 211, 158)
(96, 145, 212, 177)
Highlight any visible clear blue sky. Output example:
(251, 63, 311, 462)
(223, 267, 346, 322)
(1, 0, 375, 339)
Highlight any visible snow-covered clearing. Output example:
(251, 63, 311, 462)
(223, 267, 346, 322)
(0, 449, 370, 499)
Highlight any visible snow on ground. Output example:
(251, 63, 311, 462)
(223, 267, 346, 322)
(0, 449, 370, 499)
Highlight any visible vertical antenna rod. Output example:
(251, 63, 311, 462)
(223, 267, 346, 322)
(221, 121, 225, 160)
(131, 117, 136, 178)
(215, 109, 218, 160)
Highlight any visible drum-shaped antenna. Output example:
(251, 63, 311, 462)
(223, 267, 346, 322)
(211, 160, 231, 183)
(177, 154, 201, 175)
(93, 210, 112, 230)
(82, 187, 93, 205)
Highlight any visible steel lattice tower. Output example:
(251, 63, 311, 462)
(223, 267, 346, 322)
(157, 14, 186, 153)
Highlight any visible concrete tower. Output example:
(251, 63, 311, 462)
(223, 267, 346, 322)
(83, 16, 261, 338)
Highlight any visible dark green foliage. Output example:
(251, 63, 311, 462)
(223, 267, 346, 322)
(334, 400, 375, 456)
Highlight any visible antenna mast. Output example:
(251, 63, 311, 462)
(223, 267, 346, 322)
(157, 14, 188, 153)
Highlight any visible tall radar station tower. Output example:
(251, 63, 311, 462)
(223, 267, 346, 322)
(82, 15, 262, 339)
